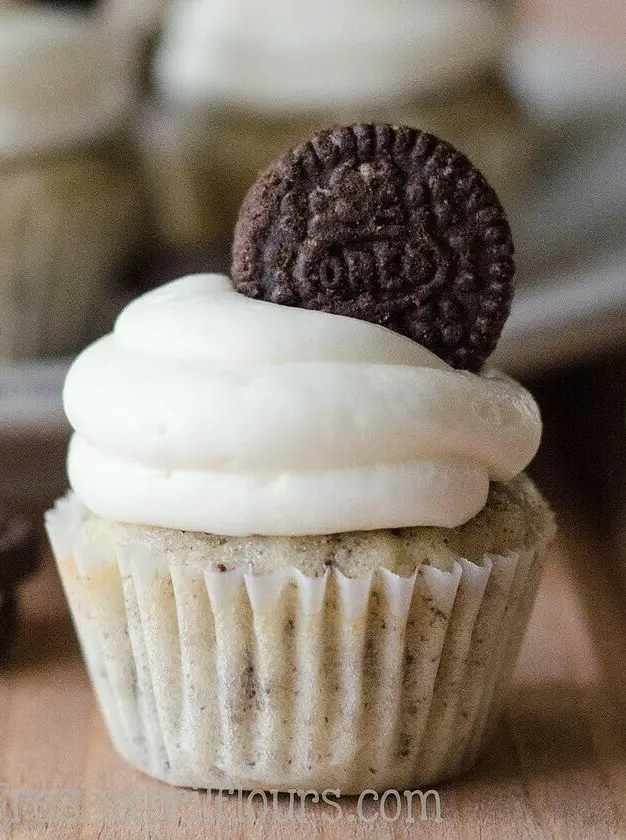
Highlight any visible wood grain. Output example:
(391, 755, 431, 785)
(0, 500, 625, 840)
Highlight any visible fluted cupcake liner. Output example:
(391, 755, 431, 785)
(46, 494, 549, 794)
(0, 153, 141, 361)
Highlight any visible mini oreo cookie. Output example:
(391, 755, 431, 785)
(232, 124, 515, 370)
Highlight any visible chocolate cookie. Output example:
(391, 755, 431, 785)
(232, 124, 515, 370)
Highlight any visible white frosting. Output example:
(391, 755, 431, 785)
(0, 9, 136, 160)
(64, 274, 541, 536)
(155, 0, 508, 111)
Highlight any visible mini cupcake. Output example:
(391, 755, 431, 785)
(145, 0, 531, 247)
(0, 7, 143, 361)
(47, 125, 555, 792)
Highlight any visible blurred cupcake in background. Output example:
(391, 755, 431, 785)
(0, 7, 144, 361)
(142, 0, 533, 248)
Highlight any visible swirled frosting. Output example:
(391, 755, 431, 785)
(64, 274, 541, 535)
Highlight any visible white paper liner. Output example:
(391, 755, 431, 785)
(46, 495, 550, 793)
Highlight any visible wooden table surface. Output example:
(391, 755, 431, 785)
(1, 491, 625, 840)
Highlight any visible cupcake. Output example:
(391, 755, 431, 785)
(145, 0, 532, 247)
(0, 7, 143, 361)
(46, 125, 555, 792)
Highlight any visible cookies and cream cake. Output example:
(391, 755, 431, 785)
(46, 125, 554, 792)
